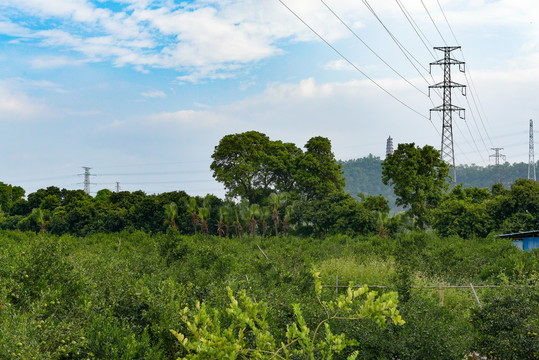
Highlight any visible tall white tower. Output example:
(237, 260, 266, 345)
(386, 136, 394, 157)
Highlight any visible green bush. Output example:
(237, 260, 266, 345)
(471, 286, 539, 359)
(347, 294, 471, 360)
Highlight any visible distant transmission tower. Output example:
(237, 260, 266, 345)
(529, 119, 536, 181)
(386, 136, 394, 157)
(429, 46, 466, 183)
(82, 167, 92, 194)
(490, 148, 506, 184)
(78, 167, 98, 195)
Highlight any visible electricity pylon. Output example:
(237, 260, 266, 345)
(429, 46, 466, 183)
(529, 119, 536, 181)
(80, 167, 96, 195)
(490, 148, 506, 184)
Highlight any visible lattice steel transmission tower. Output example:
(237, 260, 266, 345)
(82, 167, 92, 194)
(429, 46, 466, 183)
(490, 148, 506, 184)
(530, 119, 536, 181)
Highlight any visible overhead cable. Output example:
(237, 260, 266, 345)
(277, 0, 431, 121)
(319, 0, 428, 96)
(420, 0, 447, 45)
(360, 0, 430, 75)
(435, 0, 494, 146)
(394, 0, 435, 58)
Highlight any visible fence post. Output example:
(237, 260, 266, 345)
(336, 275, 338, 294)
(470, 283, 482, 309)
(438, 283, 444, 306)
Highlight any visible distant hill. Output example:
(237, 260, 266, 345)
(455, 162, 533, 188)
(340, 155, 538, 207)
(340, 154, 396, 205)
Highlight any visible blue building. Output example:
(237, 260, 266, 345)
(496, 230, 539, 251)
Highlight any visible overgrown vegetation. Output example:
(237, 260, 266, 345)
(1, 135, 538, 359)
(0, 230, 537, 359)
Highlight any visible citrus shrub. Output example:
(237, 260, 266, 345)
(171, 272, 405, 359)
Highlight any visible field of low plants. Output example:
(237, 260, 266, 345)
(0, 230, 537, 359)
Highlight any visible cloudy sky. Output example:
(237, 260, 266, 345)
(0, 0, 538, 197)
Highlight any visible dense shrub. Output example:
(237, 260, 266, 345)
(0, 230, 537, 359)
(347, 294, 471, 360)
(471, 286, 539, 359)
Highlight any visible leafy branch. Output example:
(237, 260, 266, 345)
(171, 272, 405, 359)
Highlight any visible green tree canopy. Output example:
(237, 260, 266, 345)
(210, 131, 302, 203)
(210, 132, 345, 203)
(295, 136, 346, 200)
(382, 143, 450, 229)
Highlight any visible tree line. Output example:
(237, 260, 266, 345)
(0, 132, 537, 238)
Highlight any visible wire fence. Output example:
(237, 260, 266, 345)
(322, 275, 537, 307)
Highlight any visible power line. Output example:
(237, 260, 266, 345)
(460, 116, 487, 165)
(429, 46, 467, 182)
(97, 179, 215, 185)
(455, 89, 491, 154)
(277, 0, 430, 121)
(394, 0, 435, 58)
(420, 0, 447, 46)
(435, 0, 457, 46)
(490, 147, 506, 183)
(97, 170, 208, 177)
(434, 0, 494, 147)
(319, 0, 428, 96)
(360, 0, 431, 76)
(398, 0, 491, 164)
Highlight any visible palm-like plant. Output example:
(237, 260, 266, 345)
(233, 209, 243, 239)
(222, 203, 234, 237)
(217, 207, 226, 237)
(374, 211, 390, 237)
(32, 208, 48, 233)
(259, 206, 271, 237)
(283, 205, 293, 236)
(163, 202, 179, 230)
(269, 192, 288, 236)
(198, 206, 210, 236)
(235, 200, 249, 239)
(185, 197, 198, 234)
(248, 203, 260, 238)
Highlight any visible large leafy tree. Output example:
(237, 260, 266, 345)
(0, 182, 25, 215)
(210, 131, 302, 203)
(431, 185, 493, 238)
(301, 192, 376, 237)
(295, 136, 346, 200)
(382, 143, 450, 230)
(211, 132, 345, 203)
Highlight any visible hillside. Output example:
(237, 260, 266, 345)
(340, 154, 396, 205)
(341, 155, 538, 203)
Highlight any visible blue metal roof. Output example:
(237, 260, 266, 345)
(495, 230, 539, 240)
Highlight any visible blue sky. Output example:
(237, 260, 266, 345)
(0, 0, 538, 197)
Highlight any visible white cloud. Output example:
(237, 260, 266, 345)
(141, 90, 166, 98)
(30, 56, 89, 69)
(0, 0, 371, 81)
(324, 59, 354, 71)
(0, 82, 50, 121)
(3, 0, 539, 84)
(142, 65, 539, 165)
(0, 18, 32, 37)
(98, 119, 126, 130)
(148, 109, 229, 128)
